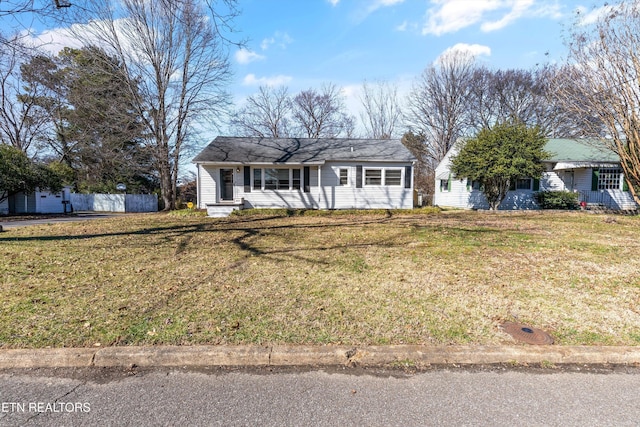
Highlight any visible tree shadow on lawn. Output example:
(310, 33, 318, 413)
(0, 214, 508, 267)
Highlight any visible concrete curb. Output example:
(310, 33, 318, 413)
(2, 345, 640, 369)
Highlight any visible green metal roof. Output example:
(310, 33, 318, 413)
(544, 139, 620, 163)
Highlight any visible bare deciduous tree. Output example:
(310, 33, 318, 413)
(70, 0, 234, 210)
(231, 83, 355, 139)
(401, 130, 433, 198)
(0, 35, 49, 154)
(230, 85, 292, 138)
(467, 65, 567, 137)
(405, 50, 476, 166)
(291, 83, 355, 138)
(0, 0, 70, 16)
(555, 1, 640, 204)
(359, 80, 402, 139)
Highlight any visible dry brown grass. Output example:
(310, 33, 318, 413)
(1, 209, 639, 348)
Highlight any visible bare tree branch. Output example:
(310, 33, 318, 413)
(230, 85, 292, 138)
(291, 83, 355, 138)
(67, 0, 234, 209)
(554, 0, 640, 204)
(359, 79, 402, 139)
(0, 34, 50, 155)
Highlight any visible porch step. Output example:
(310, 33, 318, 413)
(205, 204, 242, 218)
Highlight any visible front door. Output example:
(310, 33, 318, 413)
(564, 170, 574, 191)
(220, 168, 234, 201)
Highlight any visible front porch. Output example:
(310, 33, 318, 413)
(577, 190, 638, 211)
(205, 199, 244, 217)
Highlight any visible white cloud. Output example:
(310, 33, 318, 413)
(422, 0, 561, 36)
(260, 31, 293, 50)
(327, 0, 340, 6)
(370, 0, 404, 11)
(354, 0, 405, 23)
(396, 20, 408, 32)
(242, 73, 292, 87)
(22, 25, 83, 55)
(575, 5, 614, 26)
(437, 43, 491, 62)
(235, 48, 265, 65)
(480, 0, 533, 32)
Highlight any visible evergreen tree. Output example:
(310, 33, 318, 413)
(450, 121, 549, 210)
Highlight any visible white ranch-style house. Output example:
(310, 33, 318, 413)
(434, 138, 638, 211)
(193, 137, 416, 216)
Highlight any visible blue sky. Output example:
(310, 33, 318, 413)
(9, 0, 606, 131)
(229, 0, 595, 107)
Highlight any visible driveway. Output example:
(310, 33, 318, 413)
(0, 213, 126, 230)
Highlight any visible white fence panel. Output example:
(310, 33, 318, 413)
(125, 194, 158, 212)
(70, 194, 157, 213)
(69, 194, 92, 211)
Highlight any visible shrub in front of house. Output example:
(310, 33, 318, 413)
(534, 191, 580, 210)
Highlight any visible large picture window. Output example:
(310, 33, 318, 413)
(363, 168, 402, 186)
(254, 168, 301, 191)
(598, 168, 623, 190)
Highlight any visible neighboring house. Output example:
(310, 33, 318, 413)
(193, 137, 416, 216)
(434, 138, 638, 210)
(0, 187, 72, 215)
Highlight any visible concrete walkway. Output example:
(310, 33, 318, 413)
(1, 345, 640, 369)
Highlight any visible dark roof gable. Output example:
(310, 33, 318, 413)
(192, 137, 416, 164)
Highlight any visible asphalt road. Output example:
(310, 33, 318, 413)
(1, 366, 639, 426)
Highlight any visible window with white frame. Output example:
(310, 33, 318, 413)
(339, 168, 348, 186)
(440, 179, 450, 192)
(364, 169, 382, 185)
(253, 168, 262, 190)
(363, 168, 402, 186)
(469, 180, 481, 190)
(255, 168, 301, 190)
(515, 178, 532, 190)
(292, 169, 301, 190)
(598, 167, 623, 190)
(384, 169, 402, 186)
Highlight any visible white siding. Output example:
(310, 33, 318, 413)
(574, 168, 592, 192)
(241, 166, 319, 209)
(198, 165, 218, 208)
(434, 167, 639, 210)
(541, 170, 566, 191)
(322, 162, 413, 209)
(434, 140, 639, 211)
(10, 192, 36, 213)
(197, 161, 414, 211)
(36, 190, 66, 214)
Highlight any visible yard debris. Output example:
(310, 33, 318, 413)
(500, 322, 554, 345)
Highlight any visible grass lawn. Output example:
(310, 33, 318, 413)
(1, 209, 639, 349)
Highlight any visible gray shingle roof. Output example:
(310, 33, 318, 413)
(192, 137, 416, 164)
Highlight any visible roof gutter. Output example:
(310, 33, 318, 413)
(192, 160, 326, 166)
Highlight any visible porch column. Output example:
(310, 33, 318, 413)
(318, 165, 322, 209)
(196, 164, 201, 209)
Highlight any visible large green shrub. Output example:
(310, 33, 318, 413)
(534, 191, 580, 210)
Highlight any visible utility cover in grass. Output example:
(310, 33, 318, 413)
(501, 322, 554, 345)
